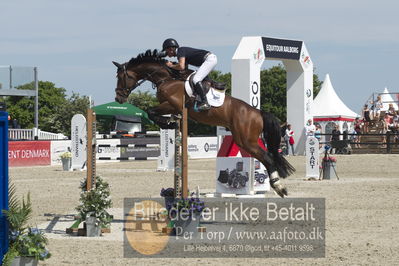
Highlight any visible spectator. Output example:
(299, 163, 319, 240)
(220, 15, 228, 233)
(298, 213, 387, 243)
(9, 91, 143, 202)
(343, 129, 349, 140)
(305, 119, 316, 136)
(284, 124, 295, 156)
(350, 127, 359, 148)
(393, 112, 399, 142)
(374, 95, 383, 119)
(383, 113, 393, 132)
(387, 103, 396, 117)
(362, 104, 371, 133)
(330, 125, 341, 154)
(315, 124, 322, 148)
(354, 118, 362, 148)
(12, 118, 19, 129)
(369, 100, 375, 120)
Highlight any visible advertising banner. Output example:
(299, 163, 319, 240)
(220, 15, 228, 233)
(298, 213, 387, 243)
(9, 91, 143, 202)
(71, 114, 87, 170)
(253, 159, 270, 192)
(216, 157, 253, 195)
(96, 139, 120, 162)
(187, 137, 217, 159)
(157, 129, 175, 171)
(50, 140, 71, 166)
(120, 138, 160, 160)
(262, 37, 302, 60)
(9, 141, 51, 166)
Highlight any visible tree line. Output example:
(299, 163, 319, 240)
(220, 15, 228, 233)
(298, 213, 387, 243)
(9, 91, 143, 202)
(5, 81, 90, 137)
(4, 65, 322, 136)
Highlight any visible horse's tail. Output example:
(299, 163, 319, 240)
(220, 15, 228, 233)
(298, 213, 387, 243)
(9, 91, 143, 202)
(261, 111, 295, 178)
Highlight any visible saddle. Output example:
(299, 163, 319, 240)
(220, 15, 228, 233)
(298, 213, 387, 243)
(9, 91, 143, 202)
(188, 74, 226, 97)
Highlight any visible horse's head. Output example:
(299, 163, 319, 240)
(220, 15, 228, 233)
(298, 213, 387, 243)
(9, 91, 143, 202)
(113, 49, 186, 103)
(113, 61, 139, 104)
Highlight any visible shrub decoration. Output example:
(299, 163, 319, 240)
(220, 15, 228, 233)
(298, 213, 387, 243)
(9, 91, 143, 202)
(2, 184, 51, 266)
(76, 176, 112, 227)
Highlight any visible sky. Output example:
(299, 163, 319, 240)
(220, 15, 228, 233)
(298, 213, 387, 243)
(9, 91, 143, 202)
(1, 0, 399, 114)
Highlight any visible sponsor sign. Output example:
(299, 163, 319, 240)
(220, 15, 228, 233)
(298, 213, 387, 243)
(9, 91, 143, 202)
(8, 141, 51, 166)
(71, 114, 87, 170)
(216, 157, 253, 195)
(120, 138, 160, 159)
(96, 139, 121, 162)
(253, 159, 270, 192)
(262, 37, 302, 60)
(187, 137, 217, 159)
(157, 129, 175, 171)
(50, 140, 71, 166)
(306, 136, 320, 178)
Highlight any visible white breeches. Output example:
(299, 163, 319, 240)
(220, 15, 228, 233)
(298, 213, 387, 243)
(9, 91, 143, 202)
(192, 54, 217, 84)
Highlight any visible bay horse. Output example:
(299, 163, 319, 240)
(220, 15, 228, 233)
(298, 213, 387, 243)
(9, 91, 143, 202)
(112, 50, 294, 197)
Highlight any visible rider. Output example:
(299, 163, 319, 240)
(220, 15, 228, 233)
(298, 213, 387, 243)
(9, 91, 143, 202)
(162, 38, 217, 111)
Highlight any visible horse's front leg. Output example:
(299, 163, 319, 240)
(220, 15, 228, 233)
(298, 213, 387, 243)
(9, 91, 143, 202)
(148, 101, 180, 129)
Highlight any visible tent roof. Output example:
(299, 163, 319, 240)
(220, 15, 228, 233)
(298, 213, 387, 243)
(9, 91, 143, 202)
(312, 74, 359, 119)
(92, 101, 152, 124)
(380, 87, 398, 111)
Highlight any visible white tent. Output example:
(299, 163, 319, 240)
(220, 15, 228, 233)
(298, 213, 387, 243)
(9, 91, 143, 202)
(312, 74, 359, 120)
(312, 74, 359, 138)
(380, 87, 398, 111)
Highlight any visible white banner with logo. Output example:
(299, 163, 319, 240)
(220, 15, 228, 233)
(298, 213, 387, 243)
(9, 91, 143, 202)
(188, 137, 217, 159)
(71, 114, 87, 170)
(306, 136, 320, 178)
(157, 129, 175, 171)
(50, 140, 71, 166)
(96, 139, 120, 163)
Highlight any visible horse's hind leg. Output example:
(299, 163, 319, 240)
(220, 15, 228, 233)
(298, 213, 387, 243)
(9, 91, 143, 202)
(233, 134, 288, 198)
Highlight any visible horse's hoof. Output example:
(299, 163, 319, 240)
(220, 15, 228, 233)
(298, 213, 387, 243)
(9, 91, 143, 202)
(270, 177, 288, 198)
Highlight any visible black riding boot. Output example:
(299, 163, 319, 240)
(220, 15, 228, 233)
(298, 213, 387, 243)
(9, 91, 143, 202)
(194, 82, 211, 111)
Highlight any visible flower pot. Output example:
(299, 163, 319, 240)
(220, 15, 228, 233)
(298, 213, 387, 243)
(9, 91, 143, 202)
(11, 257, 38, 266)
(86, 217, 101, 237)
(174, 212, 201, 237)
(323, 161, 337, 180)
(61, 157, 71, 171)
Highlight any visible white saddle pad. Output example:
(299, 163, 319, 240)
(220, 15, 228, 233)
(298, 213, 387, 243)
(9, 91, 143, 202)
(184, 74, 225, 107)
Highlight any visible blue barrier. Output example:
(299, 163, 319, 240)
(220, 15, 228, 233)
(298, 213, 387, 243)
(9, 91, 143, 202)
(0, 111, 9, 262)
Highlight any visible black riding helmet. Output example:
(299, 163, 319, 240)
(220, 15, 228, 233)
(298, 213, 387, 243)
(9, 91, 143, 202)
(162, 38, 179, 51)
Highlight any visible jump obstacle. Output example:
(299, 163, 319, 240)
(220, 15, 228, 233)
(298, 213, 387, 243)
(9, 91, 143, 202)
(86, 109, 96, 191)
(85, 94, 189, 198)
(173, 93, 188, 198)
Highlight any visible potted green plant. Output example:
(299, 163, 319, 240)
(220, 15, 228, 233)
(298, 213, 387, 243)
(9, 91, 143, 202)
(60, 151, 72, 171)
(1, 184, 51, 266)
(76, 176, 112, 237)
(169, 193, 205, 236)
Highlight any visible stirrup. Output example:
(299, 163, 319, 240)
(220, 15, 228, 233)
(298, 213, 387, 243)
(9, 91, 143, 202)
(194, 101, 211, 112)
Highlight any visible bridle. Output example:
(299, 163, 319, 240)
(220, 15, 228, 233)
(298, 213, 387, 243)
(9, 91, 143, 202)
(118, 63, 172, 94)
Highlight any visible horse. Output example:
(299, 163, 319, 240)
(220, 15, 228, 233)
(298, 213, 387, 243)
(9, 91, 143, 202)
(112, 50, 294, 197)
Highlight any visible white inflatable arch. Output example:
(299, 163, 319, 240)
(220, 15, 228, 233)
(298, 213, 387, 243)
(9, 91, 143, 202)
(232, 36, 313, 154)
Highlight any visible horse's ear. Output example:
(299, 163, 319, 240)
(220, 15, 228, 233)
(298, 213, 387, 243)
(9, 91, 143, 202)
(112, 61, 122, 69)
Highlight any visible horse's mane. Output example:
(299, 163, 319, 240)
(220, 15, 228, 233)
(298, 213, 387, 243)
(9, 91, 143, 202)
(127, 49, 166, 67)
(126, 49, 192, 80)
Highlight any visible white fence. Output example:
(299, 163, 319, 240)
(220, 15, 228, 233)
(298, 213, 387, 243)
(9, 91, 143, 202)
(8, 129, 67, 140)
